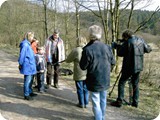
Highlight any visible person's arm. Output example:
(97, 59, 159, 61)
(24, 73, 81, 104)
(18, 44, 27, 65)
(117, 41, 128, 57)
(65, 49, 76, 63)
(60, 39, 65, 61)
(143, 41, 152, 53)
(109, 46, 116, 65)
(79, 49, 89, 70)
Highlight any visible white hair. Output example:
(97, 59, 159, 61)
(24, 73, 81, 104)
(88, 25, 102, 40)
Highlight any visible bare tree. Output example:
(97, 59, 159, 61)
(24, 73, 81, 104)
(42, 0, 49, 38)
(53, 0, 57, 29)
(74, 0, 80, 37)
(134, 7, 160, 33)
(75, 0, 110, 43)
(62, 0, 71, 56)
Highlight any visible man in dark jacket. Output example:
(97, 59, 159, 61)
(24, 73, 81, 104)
(80, 25, 115, 120)
(111, 30, 152, 108)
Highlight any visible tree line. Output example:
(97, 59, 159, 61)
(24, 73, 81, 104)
(0, 0, 159, 51)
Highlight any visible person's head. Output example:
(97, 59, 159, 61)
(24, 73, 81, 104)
(77, 36, 87, 47)
(24, 32, 34, 42)
(32, 38, 39, 44)
(88, 25, 102, 41)
(122, 29, 133, 41)
(53, 29, 59, 40)
(37, 46, 44, 55)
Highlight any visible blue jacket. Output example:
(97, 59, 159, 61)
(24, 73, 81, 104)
(18, 39, 37, 75)
(80, 40, 115, 92)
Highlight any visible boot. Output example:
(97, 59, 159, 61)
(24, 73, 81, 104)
(110, 100, 122, 107)
(24, 96, 33, 101)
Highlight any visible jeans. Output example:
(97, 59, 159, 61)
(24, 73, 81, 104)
(24, 75, 34, 96)
(75, 80, 89, 106)
(117, 72, 140, 105)
(37, 73, 45, 92)
(90, 90, 107, 120)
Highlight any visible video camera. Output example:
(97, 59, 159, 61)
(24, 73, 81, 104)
(111, 39, 125, 49)
(117, 39, 125, 43)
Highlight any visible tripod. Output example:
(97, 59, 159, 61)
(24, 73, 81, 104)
(109, 71, 133, 105)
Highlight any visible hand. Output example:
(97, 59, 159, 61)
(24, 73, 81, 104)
(18, 65, 22, 70)
(111, 42, 117, 49)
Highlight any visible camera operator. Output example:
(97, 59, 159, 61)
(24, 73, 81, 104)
(111, 29, 152, 108)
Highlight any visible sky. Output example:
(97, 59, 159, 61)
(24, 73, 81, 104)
(0, 0, 159, 11)
(135, 0, 160, 11)
(0, 0, 7, 8)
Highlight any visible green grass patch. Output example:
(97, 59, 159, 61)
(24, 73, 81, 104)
(109, 74, 160, 119)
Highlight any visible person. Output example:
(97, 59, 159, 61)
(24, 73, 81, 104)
(31, 38, 39, 54)
(80, 25, 115, 120)
(31, 38, 39, 87)
(110, 29, 152, 108)
(45, 29, 65, 88)
(35, 46, 46, 93)
(18, 32, 37, 100)
(65, 36, 89, 108)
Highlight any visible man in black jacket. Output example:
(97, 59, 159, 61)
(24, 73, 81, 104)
(111, 30, 152, 108)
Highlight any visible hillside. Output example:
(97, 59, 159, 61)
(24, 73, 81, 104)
(0, 0, 160, 50)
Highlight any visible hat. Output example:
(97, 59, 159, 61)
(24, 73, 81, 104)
(54, 29, 59, 34)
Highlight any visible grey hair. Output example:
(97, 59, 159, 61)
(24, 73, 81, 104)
(88, 25, 102, 40)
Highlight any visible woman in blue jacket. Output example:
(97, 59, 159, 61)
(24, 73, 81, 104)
(18, 32, 37, 100)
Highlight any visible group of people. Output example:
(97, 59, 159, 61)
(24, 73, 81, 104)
(18, 25, 151, 120)
(18, 29, 65, 100)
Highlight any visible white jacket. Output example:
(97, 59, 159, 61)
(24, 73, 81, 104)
(45, 36, 65, 63)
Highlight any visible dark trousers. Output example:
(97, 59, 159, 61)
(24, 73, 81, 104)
(117, 72, 140, 105)
(46, 62, 60, 85)
(37, 73, 45, 92)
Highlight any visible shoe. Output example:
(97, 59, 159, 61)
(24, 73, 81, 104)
(76, 104, 85, 108)
(39, 91, 45, 94)
(24, 96, 33, 100)
(45, 85, 51, 89)
(43, 89, 47, 92)
(110, 100, 122, 107)
(33, 85, 38, 88)
(131, 103, 138, 108)
(30, 93, 37, 97)
(54, 84, 59, 88)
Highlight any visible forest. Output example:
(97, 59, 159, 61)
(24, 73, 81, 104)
(0, 0, 160, 51)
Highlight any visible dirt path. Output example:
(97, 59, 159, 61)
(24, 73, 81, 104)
(0, 50, 150, 120)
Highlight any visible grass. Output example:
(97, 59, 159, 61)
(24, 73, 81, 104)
(109, 74, 160, 119)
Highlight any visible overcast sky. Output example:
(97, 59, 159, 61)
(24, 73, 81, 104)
(135, 0, 160, 11)
(0, 0, 159, 11)
(0, 0, 6, 7)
